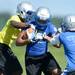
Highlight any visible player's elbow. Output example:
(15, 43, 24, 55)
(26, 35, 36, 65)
(16, 39, 24, 46)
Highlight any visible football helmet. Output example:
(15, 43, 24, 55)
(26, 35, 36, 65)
(17, 2, 34, 18)
(36, 7, 50, 30)
(63, 16, 75, 31)
(36, 7, 50, 21)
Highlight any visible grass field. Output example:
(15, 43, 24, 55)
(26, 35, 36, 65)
(12, 43, 66, 75)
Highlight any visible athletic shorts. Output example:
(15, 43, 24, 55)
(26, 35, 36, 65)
(25, 52, 61, 75)
(0, 43, 23, 75)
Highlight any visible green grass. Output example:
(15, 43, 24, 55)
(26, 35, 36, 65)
(48, 44, 66, 70)
(12, 44, 66, 75)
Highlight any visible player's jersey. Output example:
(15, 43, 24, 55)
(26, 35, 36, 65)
(0, 15, 21, 47)
(59, 32, 75, 71)
(26, 21, 57, 56)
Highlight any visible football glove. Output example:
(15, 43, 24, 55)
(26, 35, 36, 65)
(50, 33, 60, 45)
(26, 24, 36, 41)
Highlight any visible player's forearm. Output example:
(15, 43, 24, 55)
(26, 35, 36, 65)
(43, 35, 52, 41)
(10, 20, 30, 29)
(16, 38, 30, 46)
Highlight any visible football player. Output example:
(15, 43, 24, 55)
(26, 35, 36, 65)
(48, 15, 75, 75)
(0, 1, 35, 75)
(16, 7, 61, 75)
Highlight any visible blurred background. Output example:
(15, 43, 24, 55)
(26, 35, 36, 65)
(0, 0, 75, 75)
(0, 0, 75, 29)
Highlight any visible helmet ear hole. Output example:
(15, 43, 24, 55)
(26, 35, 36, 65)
(21, 11, 23, 14)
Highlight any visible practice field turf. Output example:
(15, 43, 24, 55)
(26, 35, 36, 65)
(12, 44, 66, 75)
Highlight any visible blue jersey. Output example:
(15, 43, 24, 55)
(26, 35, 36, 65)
(59, 32, 75, 71)
(26, 21, 57, 56)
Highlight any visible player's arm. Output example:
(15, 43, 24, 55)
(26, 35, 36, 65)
(10, 20, 30, 29)
(16, 25, 35, 46)
(16, 31, 31, 46)
(44, 34, 61, 48)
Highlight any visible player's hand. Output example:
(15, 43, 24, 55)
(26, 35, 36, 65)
(30, 24, 35, 30)
(26, 29, 35, 40)
(43, 35, 51, 41)
(49, 34, 60, 45)
(35, 33, 44, 40)
(26, 24, 36, 42)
